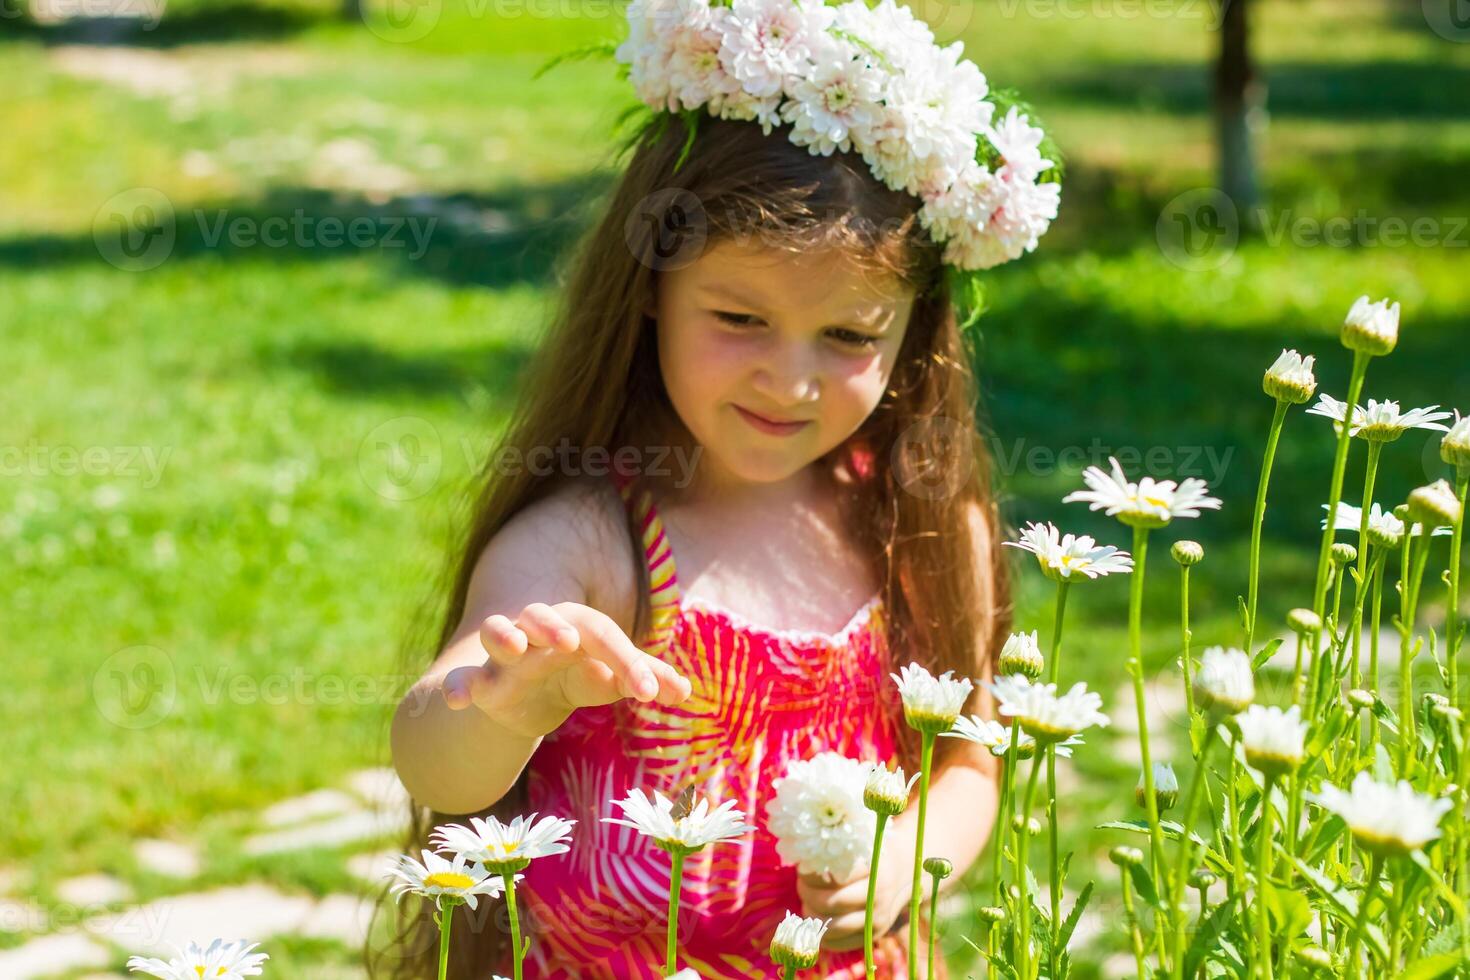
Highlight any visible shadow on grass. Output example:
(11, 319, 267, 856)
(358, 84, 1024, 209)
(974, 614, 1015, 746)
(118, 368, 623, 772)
(0, 176, 613, 291)
(0, 2, 333, 47)
(261, 335, 534, 403)
(1046, 59, 1470, 121)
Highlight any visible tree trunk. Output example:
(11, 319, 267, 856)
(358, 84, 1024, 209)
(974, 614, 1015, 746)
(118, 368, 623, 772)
(1215, 0, 1265, 230)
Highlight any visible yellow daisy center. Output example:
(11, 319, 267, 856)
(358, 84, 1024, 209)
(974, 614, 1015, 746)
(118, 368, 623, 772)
(423, 871, 476, 890)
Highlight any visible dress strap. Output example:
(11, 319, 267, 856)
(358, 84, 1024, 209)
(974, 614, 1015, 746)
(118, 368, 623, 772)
(609, 471, 682, 655)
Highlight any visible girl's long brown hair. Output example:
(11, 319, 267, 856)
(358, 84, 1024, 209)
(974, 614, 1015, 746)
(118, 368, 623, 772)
(368, 115, 1013, 979)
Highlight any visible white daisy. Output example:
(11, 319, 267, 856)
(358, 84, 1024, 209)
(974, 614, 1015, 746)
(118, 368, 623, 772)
(986, 675, 1110, 742)
(127, 940, 268, 980)
(604, 788, 755, 853)
(766, 752, 876, 881)
(996, 629, 1045, 680)
(1306, 395, 1452, 443)
(780, 40, 882, 156)
(862, 762, 919, 816)
(431, 812, 576, 875)
(769, 910, 829, 969)
(890, 662, 974, 734)
(941, 713, 1084, 758)
(717, 0, 833, 99)
(386, 850, 512, 910)
(1341, 295, 1400, 356)
(1193, 646, 1254, 715)
(1308, 771, 1453, 857)
(1262, 349, 1318, 404)
(1322, 501, 1450, 542)
(1234, 704, 1307, 778)
(1004, 520, 1134, 581)
(1063, 456, 1222, 529)
(1442, 410, 1470, 470)
(1408, 479, 1463, 529)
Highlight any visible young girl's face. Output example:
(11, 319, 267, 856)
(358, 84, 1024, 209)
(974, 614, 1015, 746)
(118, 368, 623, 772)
(656, 239, 914, 487)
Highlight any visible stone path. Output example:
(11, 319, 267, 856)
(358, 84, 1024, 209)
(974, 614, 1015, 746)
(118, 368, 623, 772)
(0, 767, 410, 979)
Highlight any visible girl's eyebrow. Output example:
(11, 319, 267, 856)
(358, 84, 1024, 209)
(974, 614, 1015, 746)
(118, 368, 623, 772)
(698, 283, 767, 311)
(699, 283, 893, 330)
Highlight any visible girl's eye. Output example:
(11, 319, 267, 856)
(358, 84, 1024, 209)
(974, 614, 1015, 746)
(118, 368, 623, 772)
(828, 328, 879, 349)
(713, 310, 760, 327)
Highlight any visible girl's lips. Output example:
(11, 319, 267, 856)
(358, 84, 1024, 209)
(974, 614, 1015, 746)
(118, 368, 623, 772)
(733, 404, 812, 437)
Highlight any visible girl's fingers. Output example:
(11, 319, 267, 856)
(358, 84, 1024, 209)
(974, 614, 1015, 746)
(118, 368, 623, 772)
(819, 911, 867, 950)
(515, 603, 581, 652)
(796, 875, 868, 916)
(555, 603, 684, 704)
(479, 615, 529, 665)
(442, 664, 493, 710)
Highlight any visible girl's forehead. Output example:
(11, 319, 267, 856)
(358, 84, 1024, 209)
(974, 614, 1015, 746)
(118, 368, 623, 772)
(684, 240, 913, 311)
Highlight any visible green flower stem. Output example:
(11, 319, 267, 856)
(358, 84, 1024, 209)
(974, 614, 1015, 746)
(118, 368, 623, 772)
(1255, 774, 1277, 980)
(504, 873, 524, 980)
(1181, 563, 1195, 719)
(1346, 441, 1385, 687)
(1399, 529, 1434, 776)
(1226, 735, 1248, 900)
(1169, 732, 1214, 980)
(665, 849, 686, 975)
(1247, 399, 1291, 653)
(1290, 633, 1306, 707)
(864, 812, 889, 976)
(1120, 866, 1149, 980)
(1312, 350, 1371, 619)
(1387, 866, 1407, 973)
(1127, 526, 1169, 897)
(1448, 474, 1468, 709)
(435, 902, 455, 980)
(908, 731, 936, 980)
(1364, 550, 1389, 760)
(993, 723, 1018, 908)
(1346, 853, 1381, 980)
(783, 967, 796, 980)
(1014, 752, 1044, 980)
(1045, 577, 1070, 976)
(927, 863, 942, 980)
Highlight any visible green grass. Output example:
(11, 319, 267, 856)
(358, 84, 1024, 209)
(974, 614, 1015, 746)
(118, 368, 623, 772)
(2, 0, 1468, 975)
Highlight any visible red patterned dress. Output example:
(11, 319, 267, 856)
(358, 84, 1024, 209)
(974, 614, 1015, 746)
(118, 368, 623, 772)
(508, 473, 927, 978)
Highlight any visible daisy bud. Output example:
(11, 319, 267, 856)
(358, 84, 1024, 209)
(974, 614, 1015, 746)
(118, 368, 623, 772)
(977, 906, 1007, 925)
(1012, 815, 1041, 836)
(891, 663, 973, 736)
(1393, 503, 1412, 523)
(1287, 608, 1323, 635)
(1263, 349, 1318, 404)
(1136, 762, 1179, 813)
(863, 764, 917, 817)
(1171, 540, 1204, 566)
(1340, 295, 1400, 357)
(1237, 704, 1308, 778)
(1367, 519, 1403, 552)
(1109, 845, 1145, 869)
(1193, 646, 1255, 715)
(768, 911, 827, 970)
(997, 631, 1045, 680)
(1330, 542, 1357, 566)
(1296, 945, 1335, 973)
(1188, 869, 1217, 890)
(1347, 689, 1375, 712)
(923, 857, 953, 880)
(1408, 480, 1462, 529)
(1442, 413, 1470, 472)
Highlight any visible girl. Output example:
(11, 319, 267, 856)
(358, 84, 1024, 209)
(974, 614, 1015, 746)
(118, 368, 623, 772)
(381, 1, 1063, 971)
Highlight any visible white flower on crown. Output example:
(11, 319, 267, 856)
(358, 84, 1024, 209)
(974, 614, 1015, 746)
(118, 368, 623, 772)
(612, 0, 1060, 271)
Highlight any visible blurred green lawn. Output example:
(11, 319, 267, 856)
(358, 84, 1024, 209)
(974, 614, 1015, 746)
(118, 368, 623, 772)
(3, 0, 1468, 974)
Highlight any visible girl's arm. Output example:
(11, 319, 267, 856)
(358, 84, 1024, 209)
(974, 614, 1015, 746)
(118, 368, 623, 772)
(390, 483, 690, 815)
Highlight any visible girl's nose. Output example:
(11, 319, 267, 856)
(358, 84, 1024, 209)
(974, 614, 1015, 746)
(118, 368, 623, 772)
(751, 364, 820, 407)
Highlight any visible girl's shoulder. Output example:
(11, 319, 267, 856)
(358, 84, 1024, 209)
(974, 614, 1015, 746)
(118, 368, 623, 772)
(480, 476, 643, 637)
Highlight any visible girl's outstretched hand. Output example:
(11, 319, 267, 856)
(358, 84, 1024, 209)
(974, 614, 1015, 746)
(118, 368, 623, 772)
(795, 819, 915, 954)
(441, 601, 692, 738)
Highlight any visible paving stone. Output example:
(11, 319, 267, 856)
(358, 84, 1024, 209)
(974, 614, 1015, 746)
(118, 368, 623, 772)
(262, 789, 360, 828)
(133, 838, 201, 879)
(86, 883, 316, 954)
(242, 809, 404, 856)
(0, 932, 110, 978)
(346, 767, 411, 812)
(56, 873, 133, 906)
(299, 893, 374, 947)
(346, 849, 398, 886)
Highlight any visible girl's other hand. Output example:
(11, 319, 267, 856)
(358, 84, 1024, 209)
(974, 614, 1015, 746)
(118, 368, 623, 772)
(794, 819, 917, 958)
(441, 601, 692, 737)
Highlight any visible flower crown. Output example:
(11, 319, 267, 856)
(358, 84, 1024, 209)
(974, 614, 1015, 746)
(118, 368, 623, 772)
(612, 0, 1063, 274)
